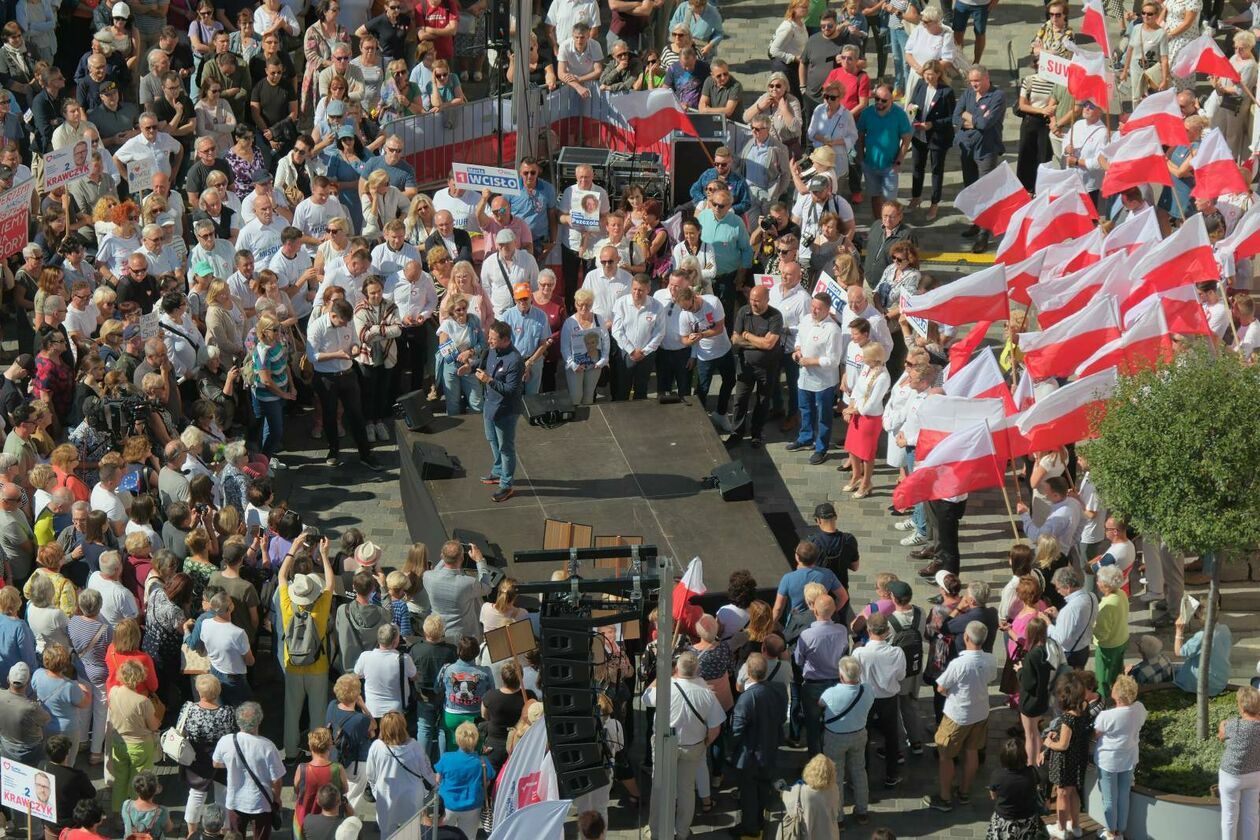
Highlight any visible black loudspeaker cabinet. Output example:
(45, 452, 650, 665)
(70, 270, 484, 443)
(395, 389, 433, 431)
(555, 765, 610, 799)
(546, 715, 601, 744)
(538, 626, 592, 659)
(411, 441, 459, 479)
(672, 137, 724, 207)
(710, 460, 754, 502)
(542, 686, 598, 716)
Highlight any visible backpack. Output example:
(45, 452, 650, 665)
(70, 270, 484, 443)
(777, 782, 807, 840)
(285, 604, 324, 666)
(889, 606, 924, 677)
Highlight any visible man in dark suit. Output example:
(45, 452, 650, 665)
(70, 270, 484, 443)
(475, 321, 524, 503)
(729, 652, 787, 839)
(424, 210, 474, 266)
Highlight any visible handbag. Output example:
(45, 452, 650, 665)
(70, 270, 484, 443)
(999, 640, 1025, 696)
(232, 734, 284, 830)
(160, 702, 195, 766)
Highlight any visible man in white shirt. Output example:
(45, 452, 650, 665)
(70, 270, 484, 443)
(558, 164, 610, 309)
(852, 613, 907, 784)
(677, 285, 735, 424)
(787, 293, 843, 465)
(840, 284, 894, 360)
(582, 244, 633, 325)
(318, 247, 376, 307)
(641, 651, 723, 840)
(1046, 566, 1098, 668)
(212, 702, 285, 832)
(353, 623, 417, 718)
(292, 176, 349, 257)
(1016, 475, 1083, 567)
(113, 112, 182, 184)
(384, 260, 439, 395)
(927, 620, 996, 812)
(267, 228, 319, 321)
(768, 261, 810, 429)
(240, 171, 293, 224)
(90, 459, 128, 537)
(432, 172, 480, 232)
(1064, 99, 1111, 198)
(481, 229, 539, 317)
(188, 219, 236, 287)
(557, 23, 604, 99)
(1196, 280, 1231, 339)
(135, 224, 180, 277)
(200, 591, 254, 705)
(85, 551, 137, 625)
(64, 281, 99, 353)
(1091, 514, 1136, 584)
(610, 274, 665, 400)
(652, 270, 692, 399)
(307, 298, 382, 470)
(371, 220, 422, 279)
(235, 195, 287, 266)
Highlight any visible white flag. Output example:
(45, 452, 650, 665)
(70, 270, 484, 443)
(492, 715, 559, 826)
(488, 799, 572, 840)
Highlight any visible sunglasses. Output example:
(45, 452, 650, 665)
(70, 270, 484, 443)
(824, 94, 839, 101)
(768, 83, 784, 89)
(874, 97, 890, 104)
(711, 203, 728, 209)
(434, 72, 449, 79)
(433, 256, 452, 264)
(599, 259, 616, 265)
(1049, 11, 1064, 16)
(612, 52, 628, 58)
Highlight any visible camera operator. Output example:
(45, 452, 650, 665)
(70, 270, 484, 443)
(139, 372, 178, 448)
(750, 203, 799, 267)
(133, 338, 183, 420)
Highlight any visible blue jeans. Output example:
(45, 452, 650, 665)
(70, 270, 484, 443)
(252, 394, 284, 457)
(443, 365, 483, 415)
(483, 409, 518, 489)
(1098, 768, 1133, 833)
(890, 26, 909, 93)
(796, 386, 836, 454)
(905, 448, 927, 535)
(416, 700, 441, 762)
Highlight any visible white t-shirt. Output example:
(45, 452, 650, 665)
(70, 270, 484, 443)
(125, 521, 162, 554)
(557, 37, 604, 78)
(268, 249, 316, 319)
(86, 572, 138, 625)
(546, 0, 600, 40)
(213, 731, 285, 814)
(678, 295, 733, 362)
(1093, 702, 1147, 773)
(293, 198, 350, 257)
(432, 188, 480, 233)
(200, 618, 251, 674)
(64, 303, 99, 344)
(90, 484, 127, 525)
(354, 647, 417, 718)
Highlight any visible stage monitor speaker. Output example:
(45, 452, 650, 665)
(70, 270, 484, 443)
(546, 715, 600, 744)
(524, 391, 577, 427)
(542, 686, 598, 716)
(395, 389, 433, 431)
(709, 460, 754, 502)
(412, 441, 459, 479)
(555, 765, 610, 800)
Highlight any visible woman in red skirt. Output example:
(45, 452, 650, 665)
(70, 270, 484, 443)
(842, 343, 891, 498)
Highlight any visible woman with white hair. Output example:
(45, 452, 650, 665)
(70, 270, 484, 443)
(1218, 685, 1260, 840)
(743, 72, 803, 154)
(180, 426, 224, 507)
(1127, 634, 1175, 685)
(561, 288, 609, 406)
(687, 613, 734, 810)
(67, 588, 112, 765)
(904, 6, 956, 102)
(780, 753, 840, 840)
(1210, 30, 1257, 161)
(1093, 566, 1130, 698)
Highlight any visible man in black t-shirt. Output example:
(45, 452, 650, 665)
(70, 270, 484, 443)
(357, 2, 412, 63)
(0, 355, 34, 427)
(805, 501, 860, 592)
(727, 285, 784, 448)
(41, 735, 96, 840)
(302, 785, 347, 840)
(186, 137, 233, 210)
(251, 59, 298, 151)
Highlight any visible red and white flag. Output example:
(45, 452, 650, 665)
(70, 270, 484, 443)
(607, 89, 698, 149)
(1125, 214, 1218, 308)
(948, 320, 994, 373)
(487, 800, 572, 840)
(1035, 165, 1090, 201)
(995, 193, 1047, 265)
(671, 556, 705, 638)
(901, 263, 1009, 325)
(1079, 0, 1110, 54)
(1028, 250, 1127, 328)
(915, 395, 1006, 458)
(1016, 368, 1118, 450)
(1020, 294, 1122, 379)
(892, 423, 1004, 510)
(1104, 206, 1160, 255)
(944, 347, 1015, 412)
(1191, 127, 1249, 199)
(1006, 249, 1048, 306)
(992, 413, 1034, 461)
(1219, 202, 1260, 261)
(1011, 368, 1035, 412)
(1067, 47, 1112, 110)
(1025, 190, 1097, 254)
(1101, 126, 1170, 197)
(1125, 285, 1214, 335)
(1120, 88, 1190, 147)
(953, 162, 1030, 235)
(492, 716, 559, 826)
(1171, 32, 1240, 81)
(1074, 301, 1176, 377)
(1043, 229, 1104, 278)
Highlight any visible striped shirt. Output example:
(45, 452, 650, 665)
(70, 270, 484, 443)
(253, 341, 290, 400)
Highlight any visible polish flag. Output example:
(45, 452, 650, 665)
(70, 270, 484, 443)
(901, 263, 1009, 326)
(944, 347, 1016, 413)
(1104, 206, 1160, 255)
(1120, 88, 1190, 147)
(892, 422, 1004, 510)
(1025, 190, 1097, 255)
(1035, 165, 1091, 201)
(492, 717, 559, 825)
(1067, 47, 1113, 110)
(1028, 251, 1127, 328)
(995, 194, 1047, 265)
(992, 413, 1034, 461)
(1171, 32, 1240, 81)
(487, 800, 572, 840)
(1101, 126, 1171, 197)
(1020, 294, 1122, 379)
(1043, 229, 1104, 278)
(1125, 285, 1214, 335)
(1006, 249, 1048, 306)
(606, 89, 698, 149)
(953, 162, 1030, 235)
(671, 556, 705, 638)
(947, 320, 994, 373)
(1016, 368, 1119, 450)
(915, 395, 1006, 458)
(1191, 127, 1249, 199)
(1079, 0, 1110, 54)
(1219, 202, 1260, 261)
(1074, 301, 1176, 377)
(1011, 368, 1036, 412)
(1125, 214, 1218, 308)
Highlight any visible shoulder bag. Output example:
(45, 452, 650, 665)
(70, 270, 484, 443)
(823, 684, 865, 727)
(232, 734, 284, 830)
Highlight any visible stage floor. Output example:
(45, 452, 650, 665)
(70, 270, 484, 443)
(398, 400, 790, 583)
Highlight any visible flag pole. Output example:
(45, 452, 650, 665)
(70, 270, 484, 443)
(986, 419, 1023, 542)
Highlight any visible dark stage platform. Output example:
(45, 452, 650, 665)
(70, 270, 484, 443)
(397, 401, 790, 582)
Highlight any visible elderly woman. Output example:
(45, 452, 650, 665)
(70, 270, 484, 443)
(326, 674, 372, 810)
(180, 674, 237, 837)
(1210, 30, 1257, 161)
(1030, 0, 1074, 58)
(1128, 634, 1176, 685)
(27, 573, 71, 657)
(561, 288, 609, 406)
(1122, 1, 1170, 102)
(353, 275, 402, 440)
(107, 659, 161, 810)
(67, 589, 113, 765)
(1093, 674, 1146, 840)
(25, 543, 78, 618)
(1163, 0, 1202, 91)
(437, 292, 486, 416)
(1218, 685, 1260, 840)
(688, 612, 733, 810)
(140, 372, 178, 447)
(1174, 599, 1233, 697)
(365, 711, 436, 839)
(841, 343, 890, 499)
(31, 643, 91, 765)
(877, 241, 922, 329)
(668, 0, 723, 58)
(904, 7, 955, 105)
(743, 72, 803, 154)
(781, 753, 840, 840)
(434, 721, 495, 838)
(1093, 565, 1130, 698)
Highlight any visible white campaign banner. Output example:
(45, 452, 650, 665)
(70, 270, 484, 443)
(451, 162, 523, 196)
(1038, 52, 1071, 86)
(1, 758, 57, 822)
(43, 138, 92, 190)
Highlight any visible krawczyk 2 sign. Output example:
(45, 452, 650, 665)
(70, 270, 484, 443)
(1, 757, 57, 822)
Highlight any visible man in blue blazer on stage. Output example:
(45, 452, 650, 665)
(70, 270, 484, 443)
(475, 320, 525, 503)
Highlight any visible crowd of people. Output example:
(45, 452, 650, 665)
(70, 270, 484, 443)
(0, 0, 1255, 836)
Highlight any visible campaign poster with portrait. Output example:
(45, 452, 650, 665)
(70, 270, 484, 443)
(1, 758, 57, 822)
(569, 326, 603, 366)
(43, 138, 93, 190)
(570, 189, 602, 228)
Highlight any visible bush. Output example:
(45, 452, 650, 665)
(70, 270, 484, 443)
(1134, 688, 1236, 798)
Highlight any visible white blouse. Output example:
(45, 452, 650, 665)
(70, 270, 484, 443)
(906, 23, 957, 66)
(851, 365, 891, 416)
(769, 19, 809, 64)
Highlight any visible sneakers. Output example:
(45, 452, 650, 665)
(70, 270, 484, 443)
(808, 451, 828, 465)
(956, 789, 971, 804)
(924, 794, 953, 812)
(883, 775, 902, 787)
(375, 420, 390, 440)
(1047, 826, 1067, 840)
(361, 456, 384, 472)
(900, 532, 927, 546)
(269, 458, 287, 470)
(785, 441, 810, 452)
(894, 518, 917, 531)
(492, 487, 515, 503)
(365, 424, 377, 443)
(325, 455, 341, 467)
(710, 411, 734, 434)
(479, 474, 502, 485)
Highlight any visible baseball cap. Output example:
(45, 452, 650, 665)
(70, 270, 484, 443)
(193, 260, 214, 276)
(251, 170, 273, 184)
(327, 99, 347, 117)
(808, 175, 830, 193)
(111, 1, 130, 17)
(512, 281, 531, 300)
(495, 229, 517, 245)
(13, 354, 35, 373)
(887, 580, 912, 601)
(100, 81, 118, 95)
(123, 324, 141, 340)
(813, 502, 836, 520)
(336, 125, 356, 139)
(8, 662, 29, 687)
(935, 569, 961, 595)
